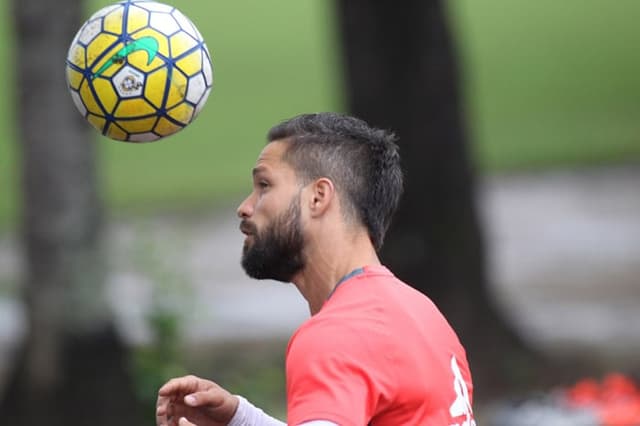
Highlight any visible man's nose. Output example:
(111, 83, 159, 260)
(236, 193, 255, 219)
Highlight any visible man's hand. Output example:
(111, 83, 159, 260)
(156, 375, 240, 426)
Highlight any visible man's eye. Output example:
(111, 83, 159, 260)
(258, 181, 269, 189)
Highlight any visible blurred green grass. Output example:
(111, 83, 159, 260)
(0, 0, 17, 231)
(450, 0, 640, 170)
(1, 0, 639, 230)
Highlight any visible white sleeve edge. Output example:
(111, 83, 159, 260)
(227, 395, 338, 426)
(227, 395, 285, 426)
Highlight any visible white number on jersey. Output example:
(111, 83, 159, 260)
(448, 355, 476, 426)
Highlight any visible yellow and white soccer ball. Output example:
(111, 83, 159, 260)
(66, 0, 213, 142)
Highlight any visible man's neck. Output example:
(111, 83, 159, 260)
(292, 237, 380, 315)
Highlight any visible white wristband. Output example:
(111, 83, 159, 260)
(227, 395, 338, 426)
(227, 395, 286, 426)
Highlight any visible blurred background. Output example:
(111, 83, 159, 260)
(0, 0, 639, 424)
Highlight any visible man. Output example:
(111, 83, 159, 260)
(156, 113, 475, 426)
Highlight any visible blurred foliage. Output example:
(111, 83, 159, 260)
(185, 341, 288, 420)
(125, 226, 193, 418)
(219, 360, 286, 418)
(131, 310, 187, 417)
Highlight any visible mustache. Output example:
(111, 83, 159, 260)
(239, 220, 258, 235)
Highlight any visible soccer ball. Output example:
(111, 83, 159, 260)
(65, 0, 213, 142)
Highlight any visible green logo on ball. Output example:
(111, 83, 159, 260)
(91, 36, 159, 79)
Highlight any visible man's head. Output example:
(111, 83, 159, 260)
(238, 112, 403, 282)
(269, 112, 404, 249)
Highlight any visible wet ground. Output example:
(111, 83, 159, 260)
(1, 165, 639, 384)
(483, 166, 640, 362)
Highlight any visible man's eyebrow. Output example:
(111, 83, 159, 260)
(252, 166, 266, 177)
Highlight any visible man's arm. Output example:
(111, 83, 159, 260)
(157, 375, 337, 426)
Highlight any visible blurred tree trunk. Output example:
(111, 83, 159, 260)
(336, 0, 547, 399)
(0, 1, 140, 424)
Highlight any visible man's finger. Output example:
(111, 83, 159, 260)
(183, 390, 227, 408)
(156, 395, 171, 426)
(178, 417, 196, 426)
(159, 375, 207, 396)
(156, 395, 170, 415)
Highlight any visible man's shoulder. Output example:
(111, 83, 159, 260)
(286, 306, 379, 360)
(289, 309, 355, 346)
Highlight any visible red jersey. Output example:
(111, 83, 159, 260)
(286, 265, 475, 426)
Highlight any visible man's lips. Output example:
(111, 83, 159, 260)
(239, 221, 256, 236)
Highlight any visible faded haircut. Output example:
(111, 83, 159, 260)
(267, 112, 403, 251)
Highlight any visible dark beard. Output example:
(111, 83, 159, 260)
(240, 199, 305, 282)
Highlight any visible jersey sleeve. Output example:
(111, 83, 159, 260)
(285, 321, 393, 426)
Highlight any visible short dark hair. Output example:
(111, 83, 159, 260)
(267, 112, 403, 251)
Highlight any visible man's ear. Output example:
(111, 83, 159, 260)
(308, 177, 335, 218)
